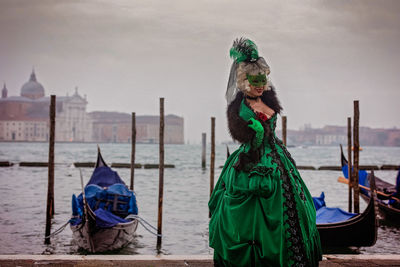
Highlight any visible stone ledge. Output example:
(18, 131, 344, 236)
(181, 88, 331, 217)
(1, 255, 400, 267)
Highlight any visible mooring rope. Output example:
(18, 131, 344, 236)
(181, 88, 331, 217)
(45, 215, 161, 239)
(126, 215, 162, 237)
(44, 220, 71, 239)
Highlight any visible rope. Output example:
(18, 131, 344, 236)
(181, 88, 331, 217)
(44, 214, 161, 239)
(126, 215, 162, 237)
(45, 220, 70, 239)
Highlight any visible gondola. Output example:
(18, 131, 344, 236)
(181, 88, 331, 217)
(315, 170, 378, 247)
(70, 148, 139, 252)
(340, 145, 400, 222)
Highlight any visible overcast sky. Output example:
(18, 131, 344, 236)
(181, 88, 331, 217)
(1, 0, 400, 143)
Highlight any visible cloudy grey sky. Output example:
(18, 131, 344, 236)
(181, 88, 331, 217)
(1, 0, 400, 143)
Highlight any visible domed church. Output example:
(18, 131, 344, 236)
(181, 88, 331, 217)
(0, 70, 92, 142)
(20, 70, 45, 99)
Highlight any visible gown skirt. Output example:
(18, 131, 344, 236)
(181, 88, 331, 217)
(209, 113, 322, 267)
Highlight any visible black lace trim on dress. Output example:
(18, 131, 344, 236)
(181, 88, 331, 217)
(271, 114, 277, 131)
(249, 166, 273, 177)
(300, 187, 306, 202)
(276, 139, 308, 202)
(275, 137, 297, 167)
(267, 134, 309, 267)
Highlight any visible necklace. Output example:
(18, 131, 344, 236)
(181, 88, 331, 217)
(246, 95, 259, 101)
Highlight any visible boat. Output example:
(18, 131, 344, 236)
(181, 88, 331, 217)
(315, 170, 378, 247)
(70, 148, 139, 252)
(340, 145, 400, 222)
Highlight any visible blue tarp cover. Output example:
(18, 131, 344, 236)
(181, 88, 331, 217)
(73, 183, 138, 216)
(313, 192, 326, 211)
(86, 166, 125, 188)
(72, 194, 82, 216)
(316, 206, 357, 224)
(342, 165, 369, 195)
(94, 208, 129, 228)
(313, 191, 357, 224)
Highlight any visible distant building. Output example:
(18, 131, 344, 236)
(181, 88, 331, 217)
(315, 134, 346, 145)
(0, 70, 91, 142)
(277, 125, 400, 146)
(89, 111, 184, 144)
(0, 70, 184, 144)
(56, 88, 92, 142)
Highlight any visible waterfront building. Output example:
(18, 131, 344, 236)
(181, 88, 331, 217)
(1, 70, 184, 144)
(89, 111, 184, 144)
(315, 134, 347, 146)
(0, 70, 92, 142)
(277, 125, 400, 146)
(55, 88, 92, 142)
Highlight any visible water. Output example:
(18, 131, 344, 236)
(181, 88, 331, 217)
(0, 142, 399, 255)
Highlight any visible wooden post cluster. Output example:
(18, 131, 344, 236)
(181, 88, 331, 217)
(45, 95, 56, 244)
(202, 133, 206, 169)
(347, 117, 353, 213)
(209, 117, 215, 218)
(282, 116, 287, 146)
(157, 98, 165, 248)
(353, 100, 360, 213)
(130, 112, 136, 191)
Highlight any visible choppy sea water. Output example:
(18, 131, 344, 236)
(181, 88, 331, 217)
(0, 142, 399, 255)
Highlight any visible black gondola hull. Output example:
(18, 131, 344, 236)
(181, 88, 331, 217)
(361, 193, 400, 222)
(317, 169, 378, 247)
(340, 145, 400, 224)
(317, 192, 377, 247)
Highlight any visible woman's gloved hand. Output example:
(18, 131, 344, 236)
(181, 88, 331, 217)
(248, 118, 264, 148)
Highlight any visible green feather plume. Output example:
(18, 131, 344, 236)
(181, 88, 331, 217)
(229, 38, 259, 63)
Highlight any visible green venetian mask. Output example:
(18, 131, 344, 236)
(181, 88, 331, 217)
(246, 73, 267, 87)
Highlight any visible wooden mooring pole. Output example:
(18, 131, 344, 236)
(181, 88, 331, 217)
(157, 98, 165, 249)
(202, 133, 206, 169)
(282, 116, 287, 146)
(130, 112, 136, 191)
(353, 100, 360, 213)
(45, 95, 56, 245)
(347, 117, 353, 213)
(209, 117, 215, 218)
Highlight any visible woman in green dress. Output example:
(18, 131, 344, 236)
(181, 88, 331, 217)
(209, 38, 322, 267)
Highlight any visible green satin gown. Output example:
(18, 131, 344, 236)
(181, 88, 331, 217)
(209, 100, 322, 267)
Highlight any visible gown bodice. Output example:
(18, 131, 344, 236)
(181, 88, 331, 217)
(239, 99, 277, 132)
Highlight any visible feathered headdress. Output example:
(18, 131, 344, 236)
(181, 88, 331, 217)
(229, 38, 259, 63)
(226, 38, 271, 104)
